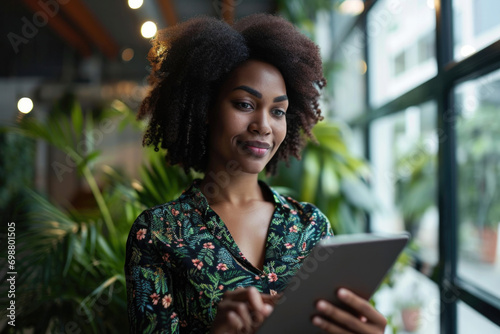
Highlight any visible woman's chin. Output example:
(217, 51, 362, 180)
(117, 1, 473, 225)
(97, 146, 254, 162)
(236, 159, 270, 175)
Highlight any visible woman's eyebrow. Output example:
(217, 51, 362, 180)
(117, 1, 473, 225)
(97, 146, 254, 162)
(233, 85, 288, 102)
(233, 85, 262, 98)
(273, 95, 288, 102)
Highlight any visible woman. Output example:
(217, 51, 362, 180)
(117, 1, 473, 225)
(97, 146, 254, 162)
(125, 14, 386, 334)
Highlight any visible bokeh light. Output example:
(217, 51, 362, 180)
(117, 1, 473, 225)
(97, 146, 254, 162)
(17, 97, 33, 114)
(141, 21, 157, 38)
(128, 0, 143, 9)
(338, 0, 364, 16)
(121, 48, 135, 62)
(460, 45, 476, 58)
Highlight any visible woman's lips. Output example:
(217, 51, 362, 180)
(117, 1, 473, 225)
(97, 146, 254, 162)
(240, 141, 271, 157)
(246, 146, 269, 157)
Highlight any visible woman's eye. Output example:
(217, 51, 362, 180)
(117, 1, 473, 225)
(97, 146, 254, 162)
(235, 102, 253, 110)
(272, 109, 286, 117)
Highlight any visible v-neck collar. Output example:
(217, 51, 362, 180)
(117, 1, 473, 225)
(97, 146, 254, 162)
(183, 179, 291, 275)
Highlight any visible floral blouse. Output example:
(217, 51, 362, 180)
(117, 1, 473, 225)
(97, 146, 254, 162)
(125, 179, 333, 333)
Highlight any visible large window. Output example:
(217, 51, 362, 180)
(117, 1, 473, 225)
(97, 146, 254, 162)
(328, 0, 500, 332)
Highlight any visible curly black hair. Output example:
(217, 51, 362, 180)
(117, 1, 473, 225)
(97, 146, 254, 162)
(138, 14, 326, 175)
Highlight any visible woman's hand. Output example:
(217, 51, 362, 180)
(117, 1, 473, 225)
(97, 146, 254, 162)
(312, 288, 387, 334)
(210, 287, 278, 334)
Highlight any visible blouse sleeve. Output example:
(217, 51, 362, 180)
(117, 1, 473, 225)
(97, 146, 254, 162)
(321, 212, 334, 238)
(309, 204, 334, 239)
(125, 211, 180, 334)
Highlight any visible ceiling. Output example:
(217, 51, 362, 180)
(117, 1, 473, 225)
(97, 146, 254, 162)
(0, 0, 277, 82)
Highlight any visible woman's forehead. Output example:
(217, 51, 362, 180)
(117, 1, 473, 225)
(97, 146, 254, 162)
(221, 60, 287, 95)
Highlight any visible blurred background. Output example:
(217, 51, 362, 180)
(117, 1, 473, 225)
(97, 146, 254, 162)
(1, 0, 499, 333)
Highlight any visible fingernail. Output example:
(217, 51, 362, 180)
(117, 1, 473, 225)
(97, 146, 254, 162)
(316, 300, 327, 311)
(338, 288, 348, 298)
(264, 304, 274, 313)
(312, 316, 323, 326)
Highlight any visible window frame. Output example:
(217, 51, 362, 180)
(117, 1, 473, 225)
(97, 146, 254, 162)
(329, 0, 500, 331)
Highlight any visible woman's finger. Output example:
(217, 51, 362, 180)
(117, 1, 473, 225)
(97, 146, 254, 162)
(312, 315, 352, 334)
(224, 287, 272, 323)
(226, 310, 245, 333)
(244, 287, 267, 324)
(314, 295, 386, 333)
(218, 288, 280, 332)
(336, 289, 387, 327)
(219, 300, 253, 332)
(261, 292, 283, 306)
(315, 299, 369, 333)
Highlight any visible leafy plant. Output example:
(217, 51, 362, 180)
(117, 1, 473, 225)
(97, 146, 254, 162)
(456, 104, 500, 229)
(0, 131, 35, 223)
(274, 0, 376, 234)
(266, 121, 375, 234)
(0, 95, 191, 333)
(395, 142, 436, 235)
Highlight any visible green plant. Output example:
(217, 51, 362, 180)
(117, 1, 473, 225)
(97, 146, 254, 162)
(456, 104, 500, 229)
(0, 131, 35, 223)
(395, 142, 436, 235)
(274, 0, 376, 234)
(266, 121, 375, 234)
(0, 95, 191, 333)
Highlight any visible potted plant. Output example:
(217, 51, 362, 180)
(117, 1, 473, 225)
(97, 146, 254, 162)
(395, 142, 436, 238)
(456, 104, 500, 264)
(394, 281, 425, 333)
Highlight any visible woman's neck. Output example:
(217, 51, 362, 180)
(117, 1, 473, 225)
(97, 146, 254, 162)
(200, 169, 263, 206)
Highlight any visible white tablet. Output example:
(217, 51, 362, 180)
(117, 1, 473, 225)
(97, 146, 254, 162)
(257, 233, 409, 333)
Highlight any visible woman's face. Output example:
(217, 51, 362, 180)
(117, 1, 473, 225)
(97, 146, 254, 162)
(207, 59, 288, 175)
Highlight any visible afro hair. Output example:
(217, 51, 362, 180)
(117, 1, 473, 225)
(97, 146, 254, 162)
(138, 14, 326, 175)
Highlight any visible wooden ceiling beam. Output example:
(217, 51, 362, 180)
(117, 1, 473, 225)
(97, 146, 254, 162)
(58, 0, 119, 59)
(222, 0, 235, 25)
(156, 0, 178, 27)
(20, 0, 92, 57)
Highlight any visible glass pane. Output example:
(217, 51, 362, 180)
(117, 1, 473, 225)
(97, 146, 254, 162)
(330, 28, 366, 122)
(370, 101, 438, 266)
(458, 301, 500, 334)
(374, 266, 439, 334)
(453, 0, 500, 61)
(368, 0, 437, 107)
(456, 69, 500, 299)
(329, 2, 365, 47)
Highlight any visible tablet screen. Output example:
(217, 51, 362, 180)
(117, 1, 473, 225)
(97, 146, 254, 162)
(257, 233, 409, 333)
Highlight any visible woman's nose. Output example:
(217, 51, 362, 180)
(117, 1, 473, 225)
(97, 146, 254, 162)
(248, 110, 271, 136)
